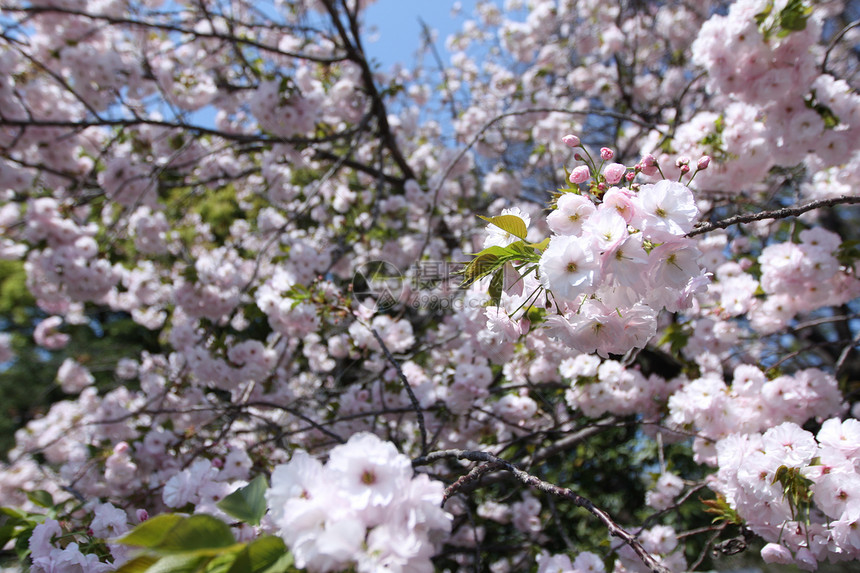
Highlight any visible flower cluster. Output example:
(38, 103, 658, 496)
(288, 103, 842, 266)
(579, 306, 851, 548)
(265, 433, 451, 572)
(711, 419, 860, 569)
(0, 0, 858, 571)
(481, 141, 708, 356)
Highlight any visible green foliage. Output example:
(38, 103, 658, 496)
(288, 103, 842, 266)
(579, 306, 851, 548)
(116, 514, 295, 573)
(216, 474, 268, 526)
(0, 491, 87, 564)
(772, 465, 813, 520)
(699, 115, 730, 161)
(702, 493, 743, 525)
(477, 215, 528, 241)
(0, 506, 45, 563)
(805, 90, 841, 129)
(755, 0, 812, 41)
(0, 261, 34, 325)
(657, 322, 691, 361)
(0, 311, 160, 459)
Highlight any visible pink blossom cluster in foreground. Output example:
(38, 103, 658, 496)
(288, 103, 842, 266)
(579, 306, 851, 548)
(265, 433, 451, 573)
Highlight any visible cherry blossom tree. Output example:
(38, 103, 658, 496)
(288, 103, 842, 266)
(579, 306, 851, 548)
(0, 0, 859, 572)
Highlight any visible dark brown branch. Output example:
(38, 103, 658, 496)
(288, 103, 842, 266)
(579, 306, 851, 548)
(688, 195, 860, 237)
(822, 19, 860, 73)
(6, 5, 347, 64)
(319, 0, 416, 181)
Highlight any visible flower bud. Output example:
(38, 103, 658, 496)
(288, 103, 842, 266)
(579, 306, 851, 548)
(697, 155, 711, 170)
(562, 134, 580, 147)
(794, 548, 817, 571)
(761, 543, 792, 565)
(569, 165, 590, 184)
(136, 509, 149, 522)
(680, 164, 690, 174)
(600, 147, 614, 160)
(639, 154, 658, 176)
(603, 163, 627, 185)
(675, 156, 690, 167)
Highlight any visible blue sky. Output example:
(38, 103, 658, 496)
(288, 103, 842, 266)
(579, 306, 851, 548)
(363, 0, 477, 68)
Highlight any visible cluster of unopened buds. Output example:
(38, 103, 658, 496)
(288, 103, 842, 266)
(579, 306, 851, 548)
(477, 135, 712, 357)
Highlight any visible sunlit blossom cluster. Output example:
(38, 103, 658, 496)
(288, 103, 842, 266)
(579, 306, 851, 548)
(711, 419, 860, 569)
(265, 433, 451, 573)
(0, 0, 857, 571)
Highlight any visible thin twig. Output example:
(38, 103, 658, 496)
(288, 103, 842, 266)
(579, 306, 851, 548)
(835, 328, 860, 378)
(371, 329, 429, 455)
(414, 449, 671, 573)
(822, 19, 860, 73)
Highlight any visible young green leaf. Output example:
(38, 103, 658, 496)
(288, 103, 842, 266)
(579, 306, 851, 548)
(217, 474, 269, 526)
(229, 536, 289, 573)
(26, 490, 53, 509)
(139, 554, 207, 573)
(154, 514, 237, 553)
(116, 514, 185, 548)
(114, 554, 160, 573)
(488, 267, 504, 307)
(478, 214, 528, 240)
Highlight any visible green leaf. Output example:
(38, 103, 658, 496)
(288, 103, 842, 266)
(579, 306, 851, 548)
(217, 475, 268, 526)
(488, 268, 504, 307)
(115, 554, 161, 573)
(478, 214, 528, 240)
(203, 552, 241, 573)
(26, 490, 53, 509)
(754, 0, 774, 28)
(0, 524, 16, 549)
(778, 0, 811, 33)
(116, 514, 185, 548)
(460, 246, 509, 285)
(143, 554, 208, 573)
(155, 515, 236, 553)
(0, 507, 29, 521)
(241, 537, 288, 573)
(525, 238, 550, 252)
(259, 551, 295, 573)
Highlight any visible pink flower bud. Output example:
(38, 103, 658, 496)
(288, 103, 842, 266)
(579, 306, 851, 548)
(574, 153, 582, 161)
(794, 548, 817, 571)
(675, 156, 690, 167)
(761, 543, 793, 565)
(136, 509, 149, 522)
(697, 155, 711, 170)
(600, 147, 614, 160)
(569, 165, 590, 184)
(603, 163, 627, 185)
(518, 317, 530, 334)
(562, 134, 580, 147)
(639, 154, 658, 176)
(680, 164, 690, 174)
(625, 172, 636, 182)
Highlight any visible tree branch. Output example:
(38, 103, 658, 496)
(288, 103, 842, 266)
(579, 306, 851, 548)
(688, 195, 860, 237)
(414, 449, 671, 573)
